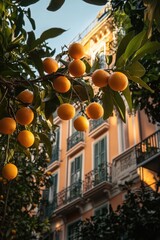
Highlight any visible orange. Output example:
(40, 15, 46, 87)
(53, 76, 71, 93)
(0, 117, 16, 134)
(16, 107, 34, 125)
(108, 72, 128, 91)
(42, 57, 58, 74)
(57, 103, 75, 120)
(11, 229, 17, 235)
(68, 42, 85, 59)
(68, 59, 86, 77)
(17, 89, 34, 104)
(92, 69, 110, 88)
(2, 163, 18, 181)
(17, 130, 35, 148)
(86, 102, 104, 119)
(74, 116, 89, 132)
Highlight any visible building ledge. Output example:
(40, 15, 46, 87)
(89, 120, 109, 139)
(83, 181, 112, 201)
(67, 141, 85, 157)
(47, 160, 60, 171)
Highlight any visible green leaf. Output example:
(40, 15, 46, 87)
(45, 97, 60, 119)
(15, 9, 24, 37)
(102, 86, 114, 120)
(37, 133, 52, 159)
(126, 61, 146, 77)
(29, 50, 44, 77)
(19, 0, 40, 6)
(47, 0, 65, 11)
(122, 85, 132, 112)
(27, 31, 36, 49)
(40, 28, 66, 42)
(116, 30, 135, 61)
(125, 72, 154, 93)
(19, 61, 35, 78)
(123, 30, 147, 62)
(30, 28, 66, 50)
(132, 41, 160, 62)
(113, 91, 126, 122)
(83, 0, 108, 5)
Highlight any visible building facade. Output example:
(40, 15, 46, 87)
(42, 4, 160, 240)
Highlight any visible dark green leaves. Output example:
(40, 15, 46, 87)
(102, 86, 127, 122)
(47, 0, 65, 11)
(102, 86, 114, 120)
(29, 28, 66, 50)
(82, 0, 108, 5)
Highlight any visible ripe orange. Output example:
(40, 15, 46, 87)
(42, 57, 58, 74)
(53, 76, 71, 93)
(68, 42, 85, 59)
(0, 117, 16, 134)
(86, 102, 104, 119)
(16, 107, 34, 125)
(57, 103, 75, 120)
(17, 130, 35, 148)
(11, 229, 17, 235)
(108, 72, 128, 91)
(17, 89, 34, 104)
(68, 59, 86, 77)
(74, 116, 89, 132)
(92, 69, 110, 88)
(2, 163, 18, 181)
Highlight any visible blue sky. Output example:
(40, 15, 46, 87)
(27, 0, 103, 54)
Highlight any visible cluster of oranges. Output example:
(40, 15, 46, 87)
(0, 42, 129, 181)
(42, 42, 128, 132)
(0, 89, 35, 181)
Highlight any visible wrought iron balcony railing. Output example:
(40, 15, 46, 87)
(84, 162, 111, 192)
(135, 130, 160, 169)
(43, 181, 82, 217)
(67, 131, 84, 150)
(89, 118, 106, 132)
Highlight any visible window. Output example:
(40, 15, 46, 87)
(69, 155, 82, 200)
(48, 173, 58, 204)
(67, 221, 80, 240)
(70, 155, 82, 184)
(93, 137, 108, 184)
(42, 173, 58, 217)
(94, 204, 108, 217)
(94, 136, 107, 168)
(51, 127, 60, 163)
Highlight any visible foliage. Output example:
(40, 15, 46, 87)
(0, 0, 160, 239)
(111, 0, 160, 123)
(75, 183, 160, 240)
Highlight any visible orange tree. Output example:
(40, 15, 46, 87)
(0, 0, 160, 239)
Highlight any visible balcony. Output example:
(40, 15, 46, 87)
(135, 130, 160, 173)
(112, 146, 137, 187)
(83, 162, 112, 200)
(67, 131, 85, 156)
(89, 118, 109, 138)
(43, 181, 83, 218)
